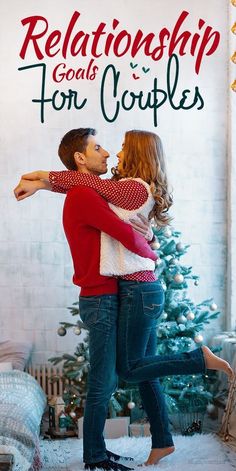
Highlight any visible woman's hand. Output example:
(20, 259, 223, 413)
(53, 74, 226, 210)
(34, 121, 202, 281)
(13, 178, 52, 201)
(129, 213, 154, 241)
(22, 170, 50, 181)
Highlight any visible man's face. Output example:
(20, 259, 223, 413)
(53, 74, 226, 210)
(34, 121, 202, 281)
(81, 135, 110, 175)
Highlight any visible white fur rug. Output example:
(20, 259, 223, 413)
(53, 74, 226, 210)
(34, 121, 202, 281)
(40, 435, 236, 471)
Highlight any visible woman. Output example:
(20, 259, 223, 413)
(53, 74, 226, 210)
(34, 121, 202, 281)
(14, 129, 233, 466)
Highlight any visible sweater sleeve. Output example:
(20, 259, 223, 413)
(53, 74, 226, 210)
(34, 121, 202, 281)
(70, 188, 157, 261)
(49, 171, 148, 210)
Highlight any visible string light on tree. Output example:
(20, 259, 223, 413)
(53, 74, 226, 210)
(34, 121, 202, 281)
(231, 22, 236, 34)
(231, 0, 236, 6)
(231, 52, 236, 63)
(231, 80, 236, 92)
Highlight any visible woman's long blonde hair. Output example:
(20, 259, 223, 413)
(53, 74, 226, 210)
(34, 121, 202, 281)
(114, 130, 173, 226)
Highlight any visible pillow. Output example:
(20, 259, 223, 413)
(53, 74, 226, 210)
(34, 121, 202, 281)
(0, 361, 13, 372)
(0, 341, 32, 370)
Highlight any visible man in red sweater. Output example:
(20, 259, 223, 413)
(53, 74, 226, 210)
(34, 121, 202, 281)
(14, 128, 156, 471)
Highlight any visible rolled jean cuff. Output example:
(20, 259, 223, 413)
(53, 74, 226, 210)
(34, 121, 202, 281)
(196, 346, 206, 374)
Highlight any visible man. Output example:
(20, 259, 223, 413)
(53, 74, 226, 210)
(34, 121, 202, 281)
(14, 129, 156, 471)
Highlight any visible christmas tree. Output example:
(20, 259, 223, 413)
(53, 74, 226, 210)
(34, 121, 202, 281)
(149, 225, 220, 424)
(50, 225, 221, 430)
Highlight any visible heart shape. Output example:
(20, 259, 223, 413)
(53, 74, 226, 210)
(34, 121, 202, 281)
(142, 67, 150, 73)
(132, 73, 140, 80)
(130, 62, 138, 69)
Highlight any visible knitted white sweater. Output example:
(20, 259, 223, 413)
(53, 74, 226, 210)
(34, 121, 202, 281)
(100, 178, 155, 276)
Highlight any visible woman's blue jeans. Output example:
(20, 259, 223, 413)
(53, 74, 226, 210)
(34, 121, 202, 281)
(79, 294, 118, 464)
(117, 279, 206, 448)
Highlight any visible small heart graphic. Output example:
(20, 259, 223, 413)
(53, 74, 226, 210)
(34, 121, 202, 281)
(142, 67, 150, 73)
(132, 73, 140, 80)
(130, 62, 138, 69)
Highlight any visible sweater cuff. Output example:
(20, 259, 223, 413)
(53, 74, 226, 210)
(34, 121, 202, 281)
(49, 171, 57, 191)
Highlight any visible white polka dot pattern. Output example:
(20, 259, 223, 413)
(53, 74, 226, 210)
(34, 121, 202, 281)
(49, 171, 148, 210)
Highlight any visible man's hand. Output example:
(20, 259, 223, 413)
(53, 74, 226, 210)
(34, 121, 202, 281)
(22, 170, 50, 181)
(13, 178, 51, 201)
(129, 213, 154, 241)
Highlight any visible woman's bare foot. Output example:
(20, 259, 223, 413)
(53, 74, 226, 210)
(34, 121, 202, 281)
(202, 346, 234, 380)
(143, 446, 175, 466)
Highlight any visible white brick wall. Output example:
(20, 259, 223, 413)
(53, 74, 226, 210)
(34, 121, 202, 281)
(0, 0, 232, 362)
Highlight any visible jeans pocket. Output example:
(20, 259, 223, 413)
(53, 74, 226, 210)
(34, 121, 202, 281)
(141, 290, 164, 319)
(79, 297, 101, 327)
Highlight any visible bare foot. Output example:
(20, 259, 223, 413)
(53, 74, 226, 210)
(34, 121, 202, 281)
(202, 346, 234, 380)
(142, 446, 175, 466)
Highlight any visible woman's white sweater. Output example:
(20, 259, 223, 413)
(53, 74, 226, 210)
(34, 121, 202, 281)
(100, 178, 155, 276)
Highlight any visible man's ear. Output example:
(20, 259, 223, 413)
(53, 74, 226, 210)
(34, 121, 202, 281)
(74, 151, 86, 167)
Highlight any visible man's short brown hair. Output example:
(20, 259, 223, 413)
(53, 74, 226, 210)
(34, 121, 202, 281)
(58, 128, 96, 170)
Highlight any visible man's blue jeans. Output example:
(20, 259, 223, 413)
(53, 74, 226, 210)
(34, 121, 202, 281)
(79, 294, 118, 464)
(117, 279, 206, 448)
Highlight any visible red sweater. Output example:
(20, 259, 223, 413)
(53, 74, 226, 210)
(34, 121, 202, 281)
(50, 171, 157, 282)
(63, 186, 157, 296)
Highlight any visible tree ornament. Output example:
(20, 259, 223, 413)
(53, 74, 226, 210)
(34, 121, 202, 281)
(73, 326, 82, 335)
(231, 0, 236, 6)
(207, 404, 216, 414)
(77, 356, 85, 363)
(187, 311, 195, 321)
(231, 80, 236, 92)
(127, 401, 136, 409)
(169, 258, 179, 266)
(174, 273, 184, 284)
(176, 242, 184, 252)
(231, 51, 236, 64)
(70, 411, 77, 418)
(162, 312, 168, 320)
(177, 315, 187, 324)
(151, 240, 161, 250)
(210, 302, 217, 311)
(164, 227, 172, 238)
(194, 334, 203, 343)
(231, 22, 236, 34)
(194, 280, 199, 286)
(57, 326, 67, 336)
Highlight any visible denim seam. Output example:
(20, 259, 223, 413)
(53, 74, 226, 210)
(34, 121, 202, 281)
(148, 381, 174, 448)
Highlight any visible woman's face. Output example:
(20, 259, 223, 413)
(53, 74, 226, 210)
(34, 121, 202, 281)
(117, 140, 125, 172)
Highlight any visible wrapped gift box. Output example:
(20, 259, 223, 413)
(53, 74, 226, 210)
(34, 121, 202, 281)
(78, 416, 130, 439)
(129, 422, 150, 437)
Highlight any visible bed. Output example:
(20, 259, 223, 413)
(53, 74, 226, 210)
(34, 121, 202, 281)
(0, 342, 47, 471)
